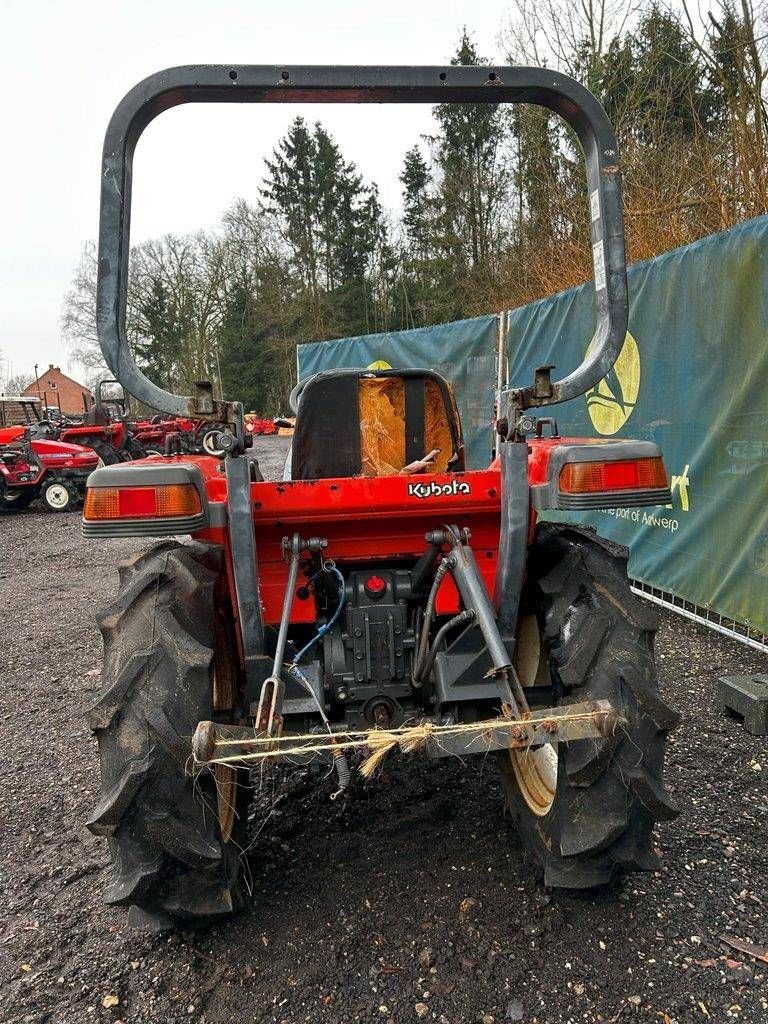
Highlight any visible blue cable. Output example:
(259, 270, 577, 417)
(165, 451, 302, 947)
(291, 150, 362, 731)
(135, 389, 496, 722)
(290, 565, 346, 665)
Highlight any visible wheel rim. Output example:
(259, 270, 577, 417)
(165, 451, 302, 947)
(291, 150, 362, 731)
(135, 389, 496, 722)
(510, 614, 557, 817)
(45, 483, 70, 509)
(510, 745, 558, 817)
(202, 431, 224, 456)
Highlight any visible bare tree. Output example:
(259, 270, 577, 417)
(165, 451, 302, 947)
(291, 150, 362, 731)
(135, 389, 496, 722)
(60, 241, 108, 379)
(2, 371, 35, 396)
(680, 0, 768, 216)
(499, 0, 638, 81)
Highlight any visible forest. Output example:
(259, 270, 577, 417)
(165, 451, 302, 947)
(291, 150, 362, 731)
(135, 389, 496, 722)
(60, 0, 768, 413)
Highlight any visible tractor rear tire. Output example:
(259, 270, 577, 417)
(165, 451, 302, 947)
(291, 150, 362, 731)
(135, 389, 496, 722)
(90, 440, 120, 465)
(0, 488, 35, 511)
(125, 437, 147, 459)
(499, 524, 680, 888)
(86, 540, 248, 929)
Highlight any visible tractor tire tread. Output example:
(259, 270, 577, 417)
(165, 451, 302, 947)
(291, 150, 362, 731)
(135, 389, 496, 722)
(87, 540, 245, 927)
(91, 440, 121, 466)
(500, 524, 679, 888)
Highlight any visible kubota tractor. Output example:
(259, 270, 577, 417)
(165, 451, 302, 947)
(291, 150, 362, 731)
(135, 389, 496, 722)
(82, 65, 679, 932)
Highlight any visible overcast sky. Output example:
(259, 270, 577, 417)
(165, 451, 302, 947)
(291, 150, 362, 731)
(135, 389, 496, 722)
(1, 0, 511, 382)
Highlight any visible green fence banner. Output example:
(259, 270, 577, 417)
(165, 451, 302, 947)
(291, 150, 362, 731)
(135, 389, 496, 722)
(298, 315, 498, 468)
(506, 216, 768, 636)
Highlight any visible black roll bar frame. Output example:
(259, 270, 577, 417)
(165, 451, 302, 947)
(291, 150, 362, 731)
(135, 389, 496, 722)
(96, 64, 627, 424)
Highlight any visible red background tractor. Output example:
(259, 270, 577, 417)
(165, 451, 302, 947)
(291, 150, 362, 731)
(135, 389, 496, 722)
(0, 394, 137, 463)
(0, 434, 99, 511)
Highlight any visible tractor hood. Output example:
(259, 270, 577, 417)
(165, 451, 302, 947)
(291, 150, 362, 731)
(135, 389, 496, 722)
(0, 425, 25, 445)
(31, 438, 100, 469)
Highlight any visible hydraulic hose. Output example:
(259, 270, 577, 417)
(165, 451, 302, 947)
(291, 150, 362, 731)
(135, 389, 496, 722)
(412, 556, 452, 687)
(413, 608, 475, 684)
(290, 565, 346, 665)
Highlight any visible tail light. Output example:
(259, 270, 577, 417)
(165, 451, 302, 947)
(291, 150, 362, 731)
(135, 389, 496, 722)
(559, 457, 667, 494)
(84, 483, 202, 520)
(531, 440, 673, 511)
(82, 465, 209, 537)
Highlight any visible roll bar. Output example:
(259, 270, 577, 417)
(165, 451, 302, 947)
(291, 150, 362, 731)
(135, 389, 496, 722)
(93, 378, 127, 417)
(97, 65, 627, 418)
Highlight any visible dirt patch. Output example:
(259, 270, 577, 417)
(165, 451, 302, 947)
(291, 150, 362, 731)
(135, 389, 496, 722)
(0, 437, 766, 1024)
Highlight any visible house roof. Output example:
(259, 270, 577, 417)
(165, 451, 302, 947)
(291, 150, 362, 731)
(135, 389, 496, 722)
(23, 365, 93, 397)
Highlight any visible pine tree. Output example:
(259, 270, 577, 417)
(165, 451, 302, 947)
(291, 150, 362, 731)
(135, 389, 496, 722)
(262, 117, 388, 340)
(429, 31, 510, 313)
(398, 145, 442, 325)
(433, 33, 509, 263)
(401, 146, 432, 258)
(601, 5, 718, 144)
(133, 276, 184, 390)
(218, 280, 273, 413)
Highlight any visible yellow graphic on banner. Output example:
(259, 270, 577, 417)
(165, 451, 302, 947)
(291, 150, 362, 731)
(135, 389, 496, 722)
(367, 359, 392, 370)
(669, 464, 691, 512)
(585, 331, 640, 434)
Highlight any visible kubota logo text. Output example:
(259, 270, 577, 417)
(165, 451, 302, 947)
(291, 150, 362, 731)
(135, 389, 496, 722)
(585, 331, 641, 435)
(407, 480, 471, 499)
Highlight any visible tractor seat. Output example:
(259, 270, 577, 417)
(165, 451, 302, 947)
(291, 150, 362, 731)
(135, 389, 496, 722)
(290, 368, 465, 480)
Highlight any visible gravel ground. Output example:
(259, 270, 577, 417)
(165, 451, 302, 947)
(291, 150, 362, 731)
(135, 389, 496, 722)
(1, 436, 766, 1024)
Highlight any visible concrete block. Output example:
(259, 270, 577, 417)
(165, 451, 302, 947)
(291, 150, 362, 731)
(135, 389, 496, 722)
(718, 674, 768, 736)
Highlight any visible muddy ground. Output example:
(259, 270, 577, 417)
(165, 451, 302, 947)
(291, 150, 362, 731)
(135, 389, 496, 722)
(0, 436, 766, 1024)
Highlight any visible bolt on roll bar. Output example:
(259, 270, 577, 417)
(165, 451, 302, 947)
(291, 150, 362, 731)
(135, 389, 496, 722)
(96, 65, 627, 419)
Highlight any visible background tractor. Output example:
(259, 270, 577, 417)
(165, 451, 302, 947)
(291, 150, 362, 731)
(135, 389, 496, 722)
(53, 381, 140, 463)
(82, 65, 679, 931)
(0, 393, 139, 464)
(0, 433, 99, 511)
(92, 378, 250, 457)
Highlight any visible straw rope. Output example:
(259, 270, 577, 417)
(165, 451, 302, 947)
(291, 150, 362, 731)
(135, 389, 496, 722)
(195, 708, 609, 779)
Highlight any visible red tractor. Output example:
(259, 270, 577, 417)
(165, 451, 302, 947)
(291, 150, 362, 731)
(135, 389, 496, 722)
(0, 434, 99, 511)
(129, 412, 238, 456)
(1, 393, 136, 463)
(55, 380, 144, 462)
(128, 412, 197, 454)
(90, 379, 242, 456)
(82, 65, 679, 932)
(57, 417, 131, 464)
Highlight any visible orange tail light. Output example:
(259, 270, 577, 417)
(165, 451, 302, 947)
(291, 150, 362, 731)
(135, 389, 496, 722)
(84, 483, 202, 520)
(559, 457, 668, 494)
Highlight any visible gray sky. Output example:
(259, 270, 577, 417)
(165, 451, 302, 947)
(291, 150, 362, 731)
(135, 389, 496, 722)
(1, 0, 510, 382)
